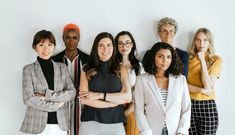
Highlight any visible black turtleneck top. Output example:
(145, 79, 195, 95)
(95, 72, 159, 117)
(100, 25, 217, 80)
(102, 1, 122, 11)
(37, 57, 58, 124)
(81, 61, 125, 123)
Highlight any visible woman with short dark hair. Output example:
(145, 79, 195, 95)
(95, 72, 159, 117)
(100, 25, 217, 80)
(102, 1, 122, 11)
(20, 30, 76, 135)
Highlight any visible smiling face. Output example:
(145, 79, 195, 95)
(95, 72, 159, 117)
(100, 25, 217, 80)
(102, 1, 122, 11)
(155, 48, 172, 72)
(117, 35, 133, 57)
(97, 38, 114, 61)
(195, 32, 210, 53)
(34, 39, 55, 60)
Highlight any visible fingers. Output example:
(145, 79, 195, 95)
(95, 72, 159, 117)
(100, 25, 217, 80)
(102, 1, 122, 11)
(78, 91, 89, 100)
(120, 87, 126, 93)
(36, 92, 45, 97)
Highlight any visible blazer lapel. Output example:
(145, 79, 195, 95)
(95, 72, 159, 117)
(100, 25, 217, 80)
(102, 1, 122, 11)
(148, 75, 166, 112)
(34, 61, 48, 92)
(166, 75, 176, 111)
(52, 61, 59, 91)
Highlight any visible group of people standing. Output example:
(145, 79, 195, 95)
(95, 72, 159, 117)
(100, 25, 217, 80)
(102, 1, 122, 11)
(20, 17, 222, 135)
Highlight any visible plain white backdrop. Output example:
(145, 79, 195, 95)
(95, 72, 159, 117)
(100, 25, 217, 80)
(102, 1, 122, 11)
(0, 0, 234, 134)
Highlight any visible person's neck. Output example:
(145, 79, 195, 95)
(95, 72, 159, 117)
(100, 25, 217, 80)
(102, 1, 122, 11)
(155, 71, 166, 78)
(122, 55, 131, 68)
(65, 49, 78, 62)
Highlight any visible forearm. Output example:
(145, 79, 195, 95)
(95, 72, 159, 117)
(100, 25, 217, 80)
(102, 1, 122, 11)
(188, 83, 203, 93)
(45, 87, 76, 102)
(200, 59, 213, 89)
(24, 94, 63, 112)
(81, 99, 118, 108)
(105, 91, 132, 105)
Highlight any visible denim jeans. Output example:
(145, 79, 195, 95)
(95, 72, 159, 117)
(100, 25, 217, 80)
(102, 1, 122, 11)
(161, 127, 168, 135)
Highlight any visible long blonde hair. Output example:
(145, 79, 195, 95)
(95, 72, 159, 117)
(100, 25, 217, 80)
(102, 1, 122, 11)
(189, 28, 216, 68)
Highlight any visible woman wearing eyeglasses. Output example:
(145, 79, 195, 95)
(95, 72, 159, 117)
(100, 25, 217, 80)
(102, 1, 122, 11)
(115, 31, 144, 135)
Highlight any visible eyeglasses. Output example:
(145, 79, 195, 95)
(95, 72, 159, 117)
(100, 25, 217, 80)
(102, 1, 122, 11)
(117, 42, 132, 48)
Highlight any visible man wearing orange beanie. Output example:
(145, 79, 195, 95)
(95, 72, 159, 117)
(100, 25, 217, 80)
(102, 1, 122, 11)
(53, 23, 89, 135)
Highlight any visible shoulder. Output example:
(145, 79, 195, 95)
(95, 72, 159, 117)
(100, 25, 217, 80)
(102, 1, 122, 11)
(176, 48, 188, 57)
(23, 62, 34, 70)
(169, 74, 186, 81)
(78, 49, 89, 63)
(78, 49, 89, 58)
(52, 50, 65, 62)
(138, 62, 145, 74)
(211, 54, 222, 62)
(52, 60, 67, 69)
(137, 73, 152, 81)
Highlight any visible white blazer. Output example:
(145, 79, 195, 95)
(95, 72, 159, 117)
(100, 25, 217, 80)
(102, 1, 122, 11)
(134, 73, 191, 135)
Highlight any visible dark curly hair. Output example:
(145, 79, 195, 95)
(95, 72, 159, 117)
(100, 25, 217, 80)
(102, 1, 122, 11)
(143, 42, 183, 77)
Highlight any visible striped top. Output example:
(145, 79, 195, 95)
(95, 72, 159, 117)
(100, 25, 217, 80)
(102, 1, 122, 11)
(159, 88, 168, 106)
(159, 88, 168, 127)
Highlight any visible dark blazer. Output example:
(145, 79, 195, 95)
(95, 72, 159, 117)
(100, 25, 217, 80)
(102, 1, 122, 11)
(20, 60, 76, 134)
(52, 48, 88, 135)
(53, 49, 89, 66)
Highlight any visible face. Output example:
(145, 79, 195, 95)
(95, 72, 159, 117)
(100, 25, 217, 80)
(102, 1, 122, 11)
(34, 39, 55, 60)
(155, 49, 172, 72)
(117, 35, 133, 57)
(97, 38, 114, 61)
(195, 32, 210, 53)
(159, 24, 176, 44)
(63, 30, 80, 51)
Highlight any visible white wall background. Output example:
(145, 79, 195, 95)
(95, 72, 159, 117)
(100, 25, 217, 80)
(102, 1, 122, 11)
(0, 0, 234, 134)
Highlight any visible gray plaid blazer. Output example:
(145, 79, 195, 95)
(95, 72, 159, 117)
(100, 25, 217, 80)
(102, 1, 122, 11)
(20, 60, 76, 134)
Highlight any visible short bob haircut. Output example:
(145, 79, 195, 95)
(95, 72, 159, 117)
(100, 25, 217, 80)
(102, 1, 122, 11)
(32, 30, 56, 48)
(114, 31, 141, 76)
(84, 32, 120, 77)
(143, 42, 183, 77)
(157, 17, 178, 34)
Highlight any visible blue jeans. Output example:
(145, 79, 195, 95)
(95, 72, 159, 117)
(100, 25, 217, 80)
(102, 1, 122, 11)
(161, 127, 168, 135)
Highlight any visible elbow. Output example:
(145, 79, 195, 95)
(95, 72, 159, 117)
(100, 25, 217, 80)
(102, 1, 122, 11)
(203, 83, 214, 89)
(124, 93, 132, 103)
(124, 98, 132, 104)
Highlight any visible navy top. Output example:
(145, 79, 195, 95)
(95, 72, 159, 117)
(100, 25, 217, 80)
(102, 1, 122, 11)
(142, 47, 189, 78)
(81, 61, 125, 123)
(175, 48, 189, 78)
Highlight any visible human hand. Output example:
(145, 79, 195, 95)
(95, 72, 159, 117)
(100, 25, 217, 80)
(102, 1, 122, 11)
(197, 51, 205, 61)
(201, 88, 214, 96)
(58, 102, 65, 108)
(79, 91, 102, 100)
(120, 87, 126, 93)
(36, 92, 45, 100)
